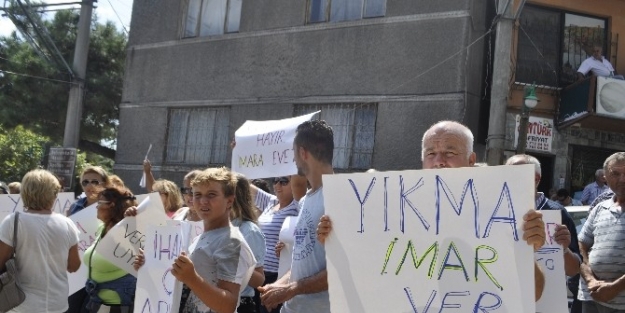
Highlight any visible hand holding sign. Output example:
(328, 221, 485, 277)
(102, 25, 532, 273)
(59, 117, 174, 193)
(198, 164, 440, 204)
(232, 111, 319, 179)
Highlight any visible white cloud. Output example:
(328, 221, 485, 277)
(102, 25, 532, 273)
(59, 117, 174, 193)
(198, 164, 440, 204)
(0, 0, 133, 37)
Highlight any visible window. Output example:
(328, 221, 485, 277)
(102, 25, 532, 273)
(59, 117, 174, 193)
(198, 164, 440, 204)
(184, 0, 242, 38)
(166, 107, 230, 165)
(516, 6, 608, 86)
(308, 0, 386, 23)
(294, 103, 377, 170)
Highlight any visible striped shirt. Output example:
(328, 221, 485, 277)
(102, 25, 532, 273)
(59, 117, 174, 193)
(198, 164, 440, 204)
(578, 196, 625, 309)
(581, 182, 610, 205)
(255, 189, 300, 273)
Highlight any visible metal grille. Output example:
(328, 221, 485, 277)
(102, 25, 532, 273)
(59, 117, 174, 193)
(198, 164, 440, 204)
(165, 107, 230, 165)
(570, 145, 618, 192)
(294, 103, 377, 170)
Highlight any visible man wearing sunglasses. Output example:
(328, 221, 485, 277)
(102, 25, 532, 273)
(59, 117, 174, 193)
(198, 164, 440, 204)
(258, 120, 335, 313)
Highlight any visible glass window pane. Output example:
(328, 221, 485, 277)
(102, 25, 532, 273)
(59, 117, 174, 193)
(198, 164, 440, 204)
(226, 0, 242, 33)
(309, 0, 328, 23)
(199, 0, 227, 36)
(166, 110, 189, 163)
(516, 6, 561, 87)
(330, 0, 364, 22)
(363, 0, 385, 18)
(562, 13, 606, 84)
(184, 0, 202, 37)
(351, 105, 376, 169)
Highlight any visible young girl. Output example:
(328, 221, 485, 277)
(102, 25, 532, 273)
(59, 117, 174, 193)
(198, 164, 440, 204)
(231, 174, 266, 313)
(173, 168, 256, 313)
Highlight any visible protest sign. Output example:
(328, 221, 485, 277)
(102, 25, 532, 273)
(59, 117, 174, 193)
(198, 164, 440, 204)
(68, 203, 100, 295)
(278, 215, 298, 278)
(95, 193, 168, 276)
(232, 111, 319, 179)
(134, 223, 189, 313)
(0, 192, 75, 221)
(535, 210, 567, 313)
(323, 165, 536, 312)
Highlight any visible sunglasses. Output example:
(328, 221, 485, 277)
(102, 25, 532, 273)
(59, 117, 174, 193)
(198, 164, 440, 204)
(81, 179, 102, 187)
(274, 177, 290, 186)
(180, 187, 192, 195)
(97, 200, 111, 206)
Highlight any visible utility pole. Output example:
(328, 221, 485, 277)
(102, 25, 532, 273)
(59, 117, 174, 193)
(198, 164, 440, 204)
(485, 0, 515, 165)
(63, 0, 94, 148)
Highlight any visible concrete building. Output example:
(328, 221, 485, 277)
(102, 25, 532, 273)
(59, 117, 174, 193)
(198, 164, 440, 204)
(114, 0, 494, 186)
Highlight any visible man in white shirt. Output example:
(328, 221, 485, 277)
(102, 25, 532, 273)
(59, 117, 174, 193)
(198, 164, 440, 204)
(577, 45, 623, 80)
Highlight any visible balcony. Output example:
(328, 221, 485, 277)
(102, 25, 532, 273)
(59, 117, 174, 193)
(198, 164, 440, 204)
(557, 76, 625, 132)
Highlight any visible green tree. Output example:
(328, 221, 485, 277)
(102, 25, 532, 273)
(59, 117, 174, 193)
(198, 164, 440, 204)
(0, 9, 126, 159)
(0, 125, 91, 190)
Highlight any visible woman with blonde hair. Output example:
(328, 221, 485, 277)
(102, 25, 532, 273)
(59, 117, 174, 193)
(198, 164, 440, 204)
(152, 179, 184, 218)
(0, 169, 81, 312)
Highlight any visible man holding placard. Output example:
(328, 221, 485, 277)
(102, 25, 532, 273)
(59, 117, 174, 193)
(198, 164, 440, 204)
(258, 120, 334, 313)
(317, 121, 548, 303)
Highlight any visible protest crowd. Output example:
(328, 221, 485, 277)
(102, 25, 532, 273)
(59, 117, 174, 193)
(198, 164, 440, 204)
(0, 118, 624, 313)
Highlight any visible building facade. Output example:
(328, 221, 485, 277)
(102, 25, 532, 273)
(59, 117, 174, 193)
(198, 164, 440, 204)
(504, 0, 625, 195)
(114, 0, 493, 186)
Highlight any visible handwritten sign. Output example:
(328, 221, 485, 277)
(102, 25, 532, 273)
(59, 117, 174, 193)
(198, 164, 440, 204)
(0, 192, 75, 221)
(535, 210, 567, 313)
(323, 165, 536, 313)
(232, 111, 319, 179)
(95, 193, 168, 276)
(134, 223, 189, 313)
(514, 116, 553, 153)
(68, 203, 100, 295)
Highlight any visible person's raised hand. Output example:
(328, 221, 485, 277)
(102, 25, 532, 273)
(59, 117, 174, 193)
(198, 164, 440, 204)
(317, 215, 332, 244)
(522, 210, 545, 251)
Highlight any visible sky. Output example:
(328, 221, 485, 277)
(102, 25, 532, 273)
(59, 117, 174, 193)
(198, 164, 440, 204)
(0, 0, 133, 37)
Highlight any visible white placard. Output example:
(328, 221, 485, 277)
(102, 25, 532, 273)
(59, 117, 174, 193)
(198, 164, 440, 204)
(535, 210, 568, 313)
(232, 111, 319, 179)
(278, 215, 298, 278)
(68, 203, 100, 295)
(134, 223, 189, 313)
(95, 193, 168, 276)
(0, 192, 75, 221)
(323, 165, 536, 312)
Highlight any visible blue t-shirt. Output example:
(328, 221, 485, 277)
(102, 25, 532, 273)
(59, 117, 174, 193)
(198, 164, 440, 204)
(232, 218, 266, 298)
(282, 187, 329, 313)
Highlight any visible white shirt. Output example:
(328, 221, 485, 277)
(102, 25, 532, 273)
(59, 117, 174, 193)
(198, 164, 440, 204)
(0, 212, 79, 313)
(577, 56, 615, 77)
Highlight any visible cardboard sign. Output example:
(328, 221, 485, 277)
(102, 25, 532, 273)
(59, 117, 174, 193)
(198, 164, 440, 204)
(95, 193, 168, 276)
(68, 203, 100, 295)
(232, 111, 319, 179)
(0, 192, 75, 221)
(134, 222, 189, 313)
(323, 165, 536, 313)
(535, 210, 568, 313)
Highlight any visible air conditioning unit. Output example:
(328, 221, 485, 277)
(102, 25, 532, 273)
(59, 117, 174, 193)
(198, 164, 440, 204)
(596, 77, 625, 119)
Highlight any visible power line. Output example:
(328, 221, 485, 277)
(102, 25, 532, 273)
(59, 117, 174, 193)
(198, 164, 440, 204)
(104, 0, 128, 35)
(0, 69, 76, 84)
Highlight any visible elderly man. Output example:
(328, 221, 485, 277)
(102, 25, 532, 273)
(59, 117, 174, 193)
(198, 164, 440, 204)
(506, 154, 583, 311)
(318, 120, 547, 300)
(577, 45, 623, 80)
(581, 169, 610, 205)
(578, 152, 625, 313)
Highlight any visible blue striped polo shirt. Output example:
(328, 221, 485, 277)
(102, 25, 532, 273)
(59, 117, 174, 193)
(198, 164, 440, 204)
(578, 196, 625, 309)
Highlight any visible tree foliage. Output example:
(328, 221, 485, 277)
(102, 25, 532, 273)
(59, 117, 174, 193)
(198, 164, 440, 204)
(0, 9, 127, 151)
